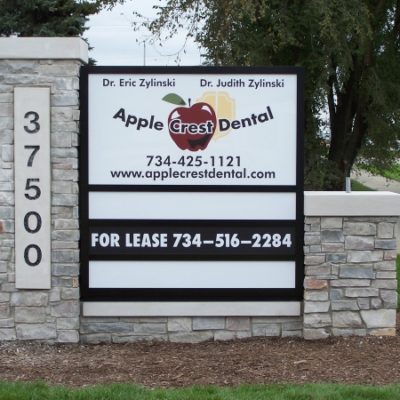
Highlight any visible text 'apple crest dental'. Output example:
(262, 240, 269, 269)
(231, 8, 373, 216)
(112, 92, 274, 152)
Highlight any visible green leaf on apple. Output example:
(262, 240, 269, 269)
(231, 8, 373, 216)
(162, 93, 186, 105)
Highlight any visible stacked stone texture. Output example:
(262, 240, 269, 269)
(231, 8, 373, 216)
(0, 59, 81, 342)
(1, 57, 398, 344)
(80, 315, 303, 343)
(304, 216, 398, 339)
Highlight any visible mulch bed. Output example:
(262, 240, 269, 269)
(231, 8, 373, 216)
(1, 316, 400, 387)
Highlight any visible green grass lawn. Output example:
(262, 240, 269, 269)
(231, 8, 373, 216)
(1, 382, 400, 400)
(351, 180, 374, 191)
(381, 165, 400, 182)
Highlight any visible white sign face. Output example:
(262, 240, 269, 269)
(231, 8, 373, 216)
(14, 87, 51, 289)
(88, 73, 298, 186)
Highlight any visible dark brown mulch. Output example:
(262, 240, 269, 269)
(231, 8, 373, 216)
(1, 316, 400, 388)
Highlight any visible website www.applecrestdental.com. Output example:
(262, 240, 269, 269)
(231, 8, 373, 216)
(110, 168, 276, 181)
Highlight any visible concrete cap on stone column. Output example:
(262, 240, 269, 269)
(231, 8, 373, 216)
(0, 37, 88, 63)
(305, 191, 400, 216)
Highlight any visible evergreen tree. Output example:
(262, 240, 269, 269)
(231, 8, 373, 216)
(0, 0, 121, 37)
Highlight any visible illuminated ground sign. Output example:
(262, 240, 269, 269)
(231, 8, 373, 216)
(80, 66, 304, 301)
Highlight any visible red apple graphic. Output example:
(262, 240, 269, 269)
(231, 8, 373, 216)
(163, 93, 217, 151)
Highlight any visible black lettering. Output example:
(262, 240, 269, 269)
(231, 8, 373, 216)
(258, 112, 269, 123)
(24, 244, 42, 267)
(24, 145, 40, 167)
(24, 111, 40, 134)
(113, 108, 126, 121)
(25, 178, 41, 200)
(218, 119, 230, 132)
(24, 211, 42, 233)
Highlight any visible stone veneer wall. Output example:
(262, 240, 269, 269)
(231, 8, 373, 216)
(303, 216, 398, 339)
(80, 316, 303, 344)
(0, 58, 82, 342)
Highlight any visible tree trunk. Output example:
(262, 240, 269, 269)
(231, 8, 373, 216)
(326, 53, 370, 190)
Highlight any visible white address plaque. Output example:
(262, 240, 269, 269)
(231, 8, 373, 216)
(14, 87, 51, 289)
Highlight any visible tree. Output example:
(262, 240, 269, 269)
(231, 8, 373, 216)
(143, 0, 400, 189)
(0, 0, 121, 37)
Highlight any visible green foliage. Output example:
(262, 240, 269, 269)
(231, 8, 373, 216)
(363, 163, 400, 182)
(144, 0, 400, 189)
(1, 382, 400, 400)
(0, 0, 122, 37)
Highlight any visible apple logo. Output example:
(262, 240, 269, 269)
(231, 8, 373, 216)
(163, 93, 217, 151)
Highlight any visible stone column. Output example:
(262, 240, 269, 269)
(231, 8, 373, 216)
(303, 192, 399, 339)
(0, 38, 87, 342)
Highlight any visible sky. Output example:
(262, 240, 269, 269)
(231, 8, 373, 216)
(86, 0, 203, 66)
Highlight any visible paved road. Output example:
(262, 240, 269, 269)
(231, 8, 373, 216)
(351, 169, 400, 252)
(351, 169, 400, 193)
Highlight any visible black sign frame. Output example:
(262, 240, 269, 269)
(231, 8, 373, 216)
(79, 66, 304, 302)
